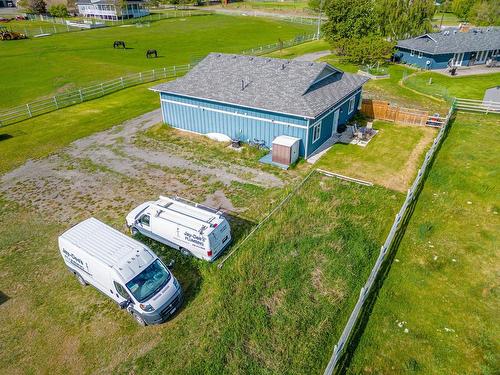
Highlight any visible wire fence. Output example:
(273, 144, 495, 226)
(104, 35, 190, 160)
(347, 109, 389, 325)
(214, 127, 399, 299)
(0, 65, 191, 127)
(241, 33, 317, 55)
(322, 101, 456, 375)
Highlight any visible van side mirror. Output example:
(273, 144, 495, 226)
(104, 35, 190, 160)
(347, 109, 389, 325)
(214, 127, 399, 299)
(167, 259, 175, 269)
(119, 298, 131, 309)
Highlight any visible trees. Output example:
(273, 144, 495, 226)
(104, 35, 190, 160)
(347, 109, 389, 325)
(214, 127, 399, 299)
(342, 35, 395, 65)
(375, 0, 435, 40)
(451, 0, 476, 19)
(29, 0, 47, 14)
(48, 4, 69, 18)
(463, 0, 500, 25)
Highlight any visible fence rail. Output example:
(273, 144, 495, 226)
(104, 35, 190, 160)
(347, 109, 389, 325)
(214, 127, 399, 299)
(323, 102, 455, 375)
(0, 65, 191, 127)
(454, 97, 500, 114)
(241, 33, 317, 55)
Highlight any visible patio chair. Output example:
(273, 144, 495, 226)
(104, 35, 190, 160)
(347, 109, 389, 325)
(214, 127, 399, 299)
(366, 121, 373, 130)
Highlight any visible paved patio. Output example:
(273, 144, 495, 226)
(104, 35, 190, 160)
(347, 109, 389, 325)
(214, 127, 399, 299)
(434, 65, 500, 77)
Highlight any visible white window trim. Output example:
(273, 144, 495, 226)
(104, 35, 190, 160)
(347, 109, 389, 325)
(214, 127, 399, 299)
(312, 123, 321, 143)
(418, 51, 423, 58)
(348, 96, 355, 114)
(410, 50, 415, 57)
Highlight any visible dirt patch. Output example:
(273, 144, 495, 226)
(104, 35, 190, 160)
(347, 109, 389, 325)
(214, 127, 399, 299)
(0, 109, 283, 223)
(384, 127, 436, 191)
(262, 289, 286, 315)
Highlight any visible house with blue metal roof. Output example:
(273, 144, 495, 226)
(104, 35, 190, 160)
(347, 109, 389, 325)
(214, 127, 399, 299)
(395, 28, 500, 70)
(151, 53, 369, 159)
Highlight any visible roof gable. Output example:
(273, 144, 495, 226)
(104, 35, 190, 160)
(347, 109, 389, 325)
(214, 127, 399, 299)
(151, 53, 368, 118)
(397, 28, 500, 54)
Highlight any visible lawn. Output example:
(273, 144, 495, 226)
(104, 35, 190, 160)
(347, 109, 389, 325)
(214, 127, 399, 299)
(0, 13, 314, 108)
(266, 39, 330, 59)
(432, 12, 462, 27)
(345, 112, 500, 373)
(319, 55, 449, 112)
(0, 168, 402, 374)
(315, 121, 437, 192)
(404, 71, 500, 101)
(216, 1, 312, 13)
(0, 81, 159, 174)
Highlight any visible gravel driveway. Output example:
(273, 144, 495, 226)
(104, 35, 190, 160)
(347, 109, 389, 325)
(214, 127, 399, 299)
(1, 109, 283, 224)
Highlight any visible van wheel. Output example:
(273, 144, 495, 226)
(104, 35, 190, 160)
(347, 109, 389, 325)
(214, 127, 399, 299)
(180, 248, 192, 257)
(130, 226, 138, 236)
(76, 273, 87, 286)
(133, 313, 147, 326)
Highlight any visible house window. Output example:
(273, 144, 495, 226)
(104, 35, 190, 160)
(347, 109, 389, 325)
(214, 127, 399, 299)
(348, 96, 356, 114)
(312, 123, 321, 143)
(418, 51, 423, 58)
(410, 50, 415, 57)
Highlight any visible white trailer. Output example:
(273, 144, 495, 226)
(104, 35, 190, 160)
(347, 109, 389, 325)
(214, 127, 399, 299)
(59, 218, 183, 326)
(126, 196, 232, 262)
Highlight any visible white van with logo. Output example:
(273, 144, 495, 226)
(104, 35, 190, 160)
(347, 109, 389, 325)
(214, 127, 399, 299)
(59, 218, 183, 326)
(126, 196, 232, 262)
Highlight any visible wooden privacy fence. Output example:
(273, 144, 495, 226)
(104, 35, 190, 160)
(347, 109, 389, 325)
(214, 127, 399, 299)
(361, 99, 446, 127)
(322, 103, 455, 375)
(0, 65, 191, 127)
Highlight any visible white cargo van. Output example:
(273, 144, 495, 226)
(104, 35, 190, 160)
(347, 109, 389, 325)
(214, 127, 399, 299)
(126, 196, 232, 262)
(59, 218, 183, 326)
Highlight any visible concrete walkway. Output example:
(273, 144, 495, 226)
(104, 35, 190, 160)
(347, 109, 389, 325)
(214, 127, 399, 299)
(294, 50, 331, 62)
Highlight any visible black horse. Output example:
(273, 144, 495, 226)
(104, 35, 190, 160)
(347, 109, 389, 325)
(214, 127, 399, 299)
(113, 41, 126, 49)
(146, 49, 158, 58)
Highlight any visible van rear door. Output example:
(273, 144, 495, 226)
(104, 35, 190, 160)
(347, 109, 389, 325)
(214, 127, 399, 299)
(208, 221, 231, 257)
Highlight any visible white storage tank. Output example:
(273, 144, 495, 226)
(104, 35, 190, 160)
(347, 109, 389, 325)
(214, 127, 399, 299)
(272, 136, 300, 165)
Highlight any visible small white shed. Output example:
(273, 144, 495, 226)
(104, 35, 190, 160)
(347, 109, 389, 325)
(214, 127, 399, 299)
(272, 136, 300, 165)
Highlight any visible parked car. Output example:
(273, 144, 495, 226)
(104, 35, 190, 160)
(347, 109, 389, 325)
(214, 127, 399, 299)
(126, 196, 232, 262)
(59, 217, 183, 326)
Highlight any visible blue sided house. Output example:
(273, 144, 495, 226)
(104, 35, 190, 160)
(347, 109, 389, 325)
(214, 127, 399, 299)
(151, 53, 369, 158)
(395, 28, 500, 70)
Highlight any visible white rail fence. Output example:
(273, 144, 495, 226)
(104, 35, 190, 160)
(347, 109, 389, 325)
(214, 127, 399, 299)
(241, 33, 317, 55)
(0, 33, 317, 127)
(454, 97, 500, 114)
(323, 103, 456, 375)
(0, 65, 191, 127)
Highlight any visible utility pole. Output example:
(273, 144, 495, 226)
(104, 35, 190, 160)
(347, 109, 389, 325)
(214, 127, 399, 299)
(316, 0, 325, 40)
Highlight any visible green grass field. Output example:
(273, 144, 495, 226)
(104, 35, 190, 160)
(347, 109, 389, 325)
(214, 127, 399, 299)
(404, 71, 500, 100)
(0, 14, 313, 108)
(316, 121, 437, 192)
(267, 39, 330, 59)
(0, 170, 401, 374)
(346, 113, 500, 373)
(0, 81, 159, 174)
(218, 1, 311, 12)
(432, 12, 462, 27)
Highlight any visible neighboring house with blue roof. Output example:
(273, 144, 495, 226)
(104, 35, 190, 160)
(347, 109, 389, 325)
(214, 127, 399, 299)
(151, 53, 369, 158)
(395, 28, 500, 69)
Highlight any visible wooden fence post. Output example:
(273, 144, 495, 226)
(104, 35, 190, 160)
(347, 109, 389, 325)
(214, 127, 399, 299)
(120, 77, 124, 88)
(53, 96, 59, 109)
(79, 89, 84, 102)
(100, 83, 105, 95)
(26, 103, 32, 118)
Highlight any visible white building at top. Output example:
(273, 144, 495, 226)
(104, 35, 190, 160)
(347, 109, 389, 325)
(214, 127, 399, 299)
(77, 0, 149, 20)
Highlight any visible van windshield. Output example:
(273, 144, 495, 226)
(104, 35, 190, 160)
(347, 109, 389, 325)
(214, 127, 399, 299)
(125, 259, 171, 303)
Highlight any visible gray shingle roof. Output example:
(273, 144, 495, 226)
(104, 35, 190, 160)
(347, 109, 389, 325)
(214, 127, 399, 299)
(397, 29, 500, 55)
(151, 53, 369, 119)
